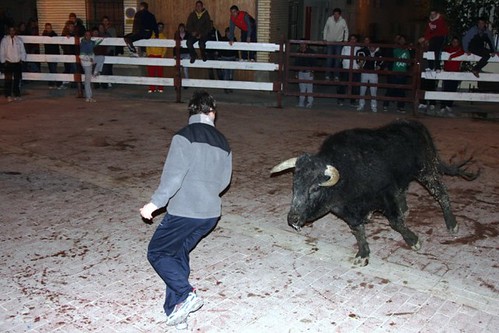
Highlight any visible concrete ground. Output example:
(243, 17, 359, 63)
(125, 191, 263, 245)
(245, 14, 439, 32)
(0, 82, 498, 332)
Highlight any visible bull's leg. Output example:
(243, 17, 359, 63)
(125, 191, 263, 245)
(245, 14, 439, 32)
(386, 192, 421, 251)
(349, 223, 370, 267)
(418, 173, 458, 233)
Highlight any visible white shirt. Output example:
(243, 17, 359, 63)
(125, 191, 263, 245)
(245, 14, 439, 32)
(323, 16, 349, 42)
(341, 45, 361, 69)
(0, 35, 27, 63)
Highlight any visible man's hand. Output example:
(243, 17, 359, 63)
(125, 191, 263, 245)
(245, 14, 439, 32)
(140, 202, 158, 220)
(246, 37, 251, 43)
(229, 40, 234, 46)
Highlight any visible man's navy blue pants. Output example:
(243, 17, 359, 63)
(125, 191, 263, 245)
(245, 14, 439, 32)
(147, 214, 218, 316)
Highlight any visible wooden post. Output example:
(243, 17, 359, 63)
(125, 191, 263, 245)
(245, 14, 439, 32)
(174, 35, 181, 103)
(412, 45, 423, 116)
(275, 35, 285, 108)
(74, 36, 83, 98)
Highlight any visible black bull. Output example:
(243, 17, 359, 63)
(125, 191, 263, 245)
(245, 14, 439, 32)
(271, 120, 478, 266)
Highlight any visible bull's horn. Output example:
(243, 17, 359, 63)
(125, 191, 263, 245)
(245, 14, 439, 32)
(319, 165, 340, 187)
(270, 157, 298, 174)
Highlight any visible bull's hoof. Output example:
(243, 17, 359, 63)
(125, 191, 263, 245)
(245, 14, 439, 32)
(411, 239, 422, 251)
(353, 256, 369, 267)
(449, 223, 459, 234)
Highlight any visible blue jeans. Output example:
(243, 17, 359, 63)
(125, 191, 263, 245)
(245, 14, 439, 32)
(326, 44, 343, 78)
(147, 214, 219, 316)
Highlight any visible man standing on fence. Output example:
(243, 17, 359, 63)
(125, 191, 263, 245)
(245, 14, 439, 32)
(186, 1, 213, 63)
(0, 26, 27, 102)
(228, 5, 257, 61)
(462, 17, 497, 78)
(124, 2, 158, 56)
(418, 10, 448, 72)
(323, 8, 349, 81)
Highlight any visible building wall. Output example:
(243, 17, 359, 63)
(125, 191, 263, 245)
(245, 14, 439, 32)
(37, 0, 87, 36)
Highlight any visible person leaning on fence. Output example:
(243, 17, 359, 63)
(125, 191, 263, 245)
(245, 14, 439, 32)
(146, 22, 167, 93)
(124, 2, 158, 56)
(59, 21, 78, 89)
(418, 9, 448, 72)
(68, 13, 86, 37)
(42, 23, 61, 89)
(186, 1, 213, 63)
(219, 27, 239, 93)
(323, 7, 349, 81)
(439, 37, 464, 117)
(0, 26, 27, 103)
(294, 40, 316, 108)
(383, 34, 411, 114)
(140, 90, 232, 330)
(101, 16, 116, 87)
(174, 23, 191, 82)
(337, 34, 361, 107)
(462, 17, 497, 78)
(228, 5, 257, 61)
(80, 30, 103, 103)
(356, 36, 383, 113)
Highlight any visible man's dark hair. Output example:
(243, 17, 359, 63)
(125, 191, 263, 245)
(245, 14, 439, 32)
(230, 5, 239, 11)
(69, 13, 76, 18)
(196, 1, 203, 6)
(333, 8, 342, 15)
(188, 91, 216, 116)
(140, 2, 148, 10)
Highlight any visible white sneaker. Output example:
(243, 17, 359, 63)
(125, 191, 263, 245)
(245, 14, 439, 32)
(418, 103, 427, 109)
(356, 105, 364, 112)
(85, 98, 96, 103)
(166, 291, 204, 326)
(175, 319, 188, 330)
(7, 96, 14, 103)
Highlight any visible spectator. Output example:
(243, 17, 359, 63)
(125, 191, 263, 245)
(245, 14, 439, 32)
(337, 34, 361, 107)
(228, 5, 257, 61)
(439, 37, 464, 116)
(383, 34, 411, 113)
(0, 26, 27, 102)
(323, 7, 349, 81)
(102, 16, 117, 87)
(124, 2, 158, 56)
(219, 27, 238, 93)
(140, 91, 232, 330)
(80, 29, 103, 102)
(92, 26, 108, 78)
(186, 1, 212, 63)
(356, 37, 383, 113)
(146, 22, 167, 93)
(462, 17, 497, 78)
(25, 18, 41, 73)
(59, 21, 77, 89)
(294, 39, 315, 108)
(68, 12, 86, 37)
(174, 23, 191, 82)
(418, 10, 448, 71)
(42, 23, 60, 88)
(206, 23, 222, 80)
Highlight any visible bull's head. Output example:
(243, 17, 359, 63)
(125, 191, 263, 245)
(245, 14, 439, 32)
(271, 154, 340, 231)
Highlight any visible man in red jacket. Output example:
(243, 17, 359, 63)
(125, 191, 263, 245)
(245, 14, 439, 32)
(418, 9, 449, 71)
(228, 5, 256, 61)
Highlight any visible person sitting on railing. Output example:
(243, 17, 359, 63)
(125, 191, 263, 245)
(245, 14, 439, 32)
(124, 2, 158, 57)
(462, 17, 497, 78)
(439, 37, 464, 117)
(228, 5, 257, 61)
(418, 9, 448, 72)
(186, 1, 212, 64)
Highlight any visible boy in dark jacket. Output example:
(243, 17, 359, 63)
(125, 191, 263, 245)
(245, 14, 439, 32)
(186, 1, 213, 63)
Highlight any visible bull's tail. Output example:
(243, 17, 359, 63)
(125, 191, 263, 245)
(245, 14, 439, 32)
(438, 155, 480, 181)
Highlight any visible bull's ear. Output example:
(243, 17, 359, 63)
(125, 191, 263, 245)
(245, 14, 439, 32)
(319, 165, 340, 187)
(270, 157, 297, 174)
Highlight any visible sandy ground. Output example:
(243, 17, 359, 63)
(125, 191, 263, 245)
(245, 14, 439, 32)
(0, 84, 498, 332)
